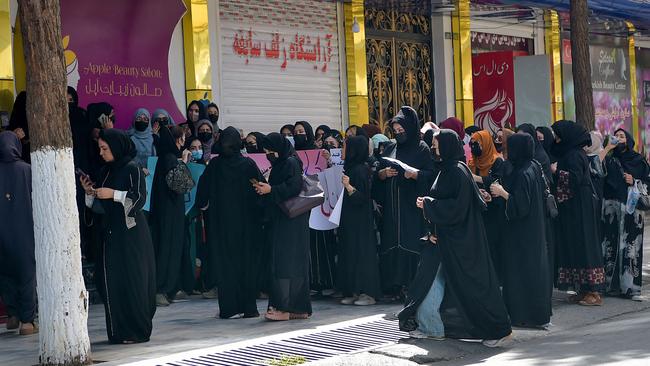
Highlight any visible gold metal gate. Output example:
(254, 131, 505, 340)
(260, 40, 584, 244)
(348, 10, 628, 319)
(365, 6, 433, 130)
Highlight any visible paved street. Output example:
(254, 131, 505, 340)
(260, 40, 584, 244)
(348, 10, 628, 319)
(1, 226, 650, 366)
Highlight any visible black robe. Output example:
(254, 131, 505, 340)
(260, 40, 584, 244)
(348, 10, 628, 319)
(93, 129, 156, 343)
(150, 127, 186, 299)
(375, 106, 434, 291)
(420, 129, 511, 340)
(552, 121, 603, 292)
(0, 132, 36, 324)
(501, 133, 551, 327)
(471, 157, 507, 283)
(197, 127, 264, 318)
(261, 133, 312, 314)
(338, 136, 381, 299)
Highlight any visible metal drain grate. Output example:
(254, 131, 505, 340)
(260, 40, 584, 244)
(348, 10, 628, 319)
(144, 317, 407, 366)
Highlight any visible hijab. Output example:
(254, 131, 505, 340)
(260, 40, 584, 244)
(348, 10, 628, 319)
(465, 125, 481, 137)
(128, 108, 155, 166)
(98, 129, 137, 168)
(507, 133, 534, 168)
(468, 130, 499, 176)
(584, 131, 604, 157)
(261, 132, 296, 166)
(436, 129, 466, 165)
(316, 125, 331, 138)
(535, 126, 554, 157)
(152, 108, 175, 126)
(613, 128, 649, 179)
(0, 131, 22, 163)
(187, 100, 207, 125)
(87, 102, 114, 129)
(344, 135, 369, 171)
(8, 91, 27, 134)
(294, 121, 316, 150)
(391, 106, 420, 147)
(371, 134, 390, 149)
(551, 120, 591, 158)
(280, 124, 295, 135)
(157, 125, 181, 158)
(219, 126, 243, 157)
(439, 117, 465, 141)
(67, 86, 79, 107)
(245, 132, 266, 154)
(195, 119, 215, 156)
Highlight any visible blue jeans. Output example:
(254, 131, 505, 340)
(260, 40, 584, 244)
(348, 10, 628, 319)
(416, 265, 445, 337)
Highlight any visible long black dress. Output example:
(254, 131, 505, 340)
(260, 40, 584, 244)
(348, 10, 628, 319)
(91, 129, 156, 343)
(551, 121, 604, 292)
(420, 129, 512, 340)
(261, 133, 312, 314)
(338, 136, 382, 299)
(150, 127, 186, 300)
(197, 127, 264, 318)
(501, 133, 551, 327)
(517, 123, 556, 287)
(0, 132, 36, 324)
(375, 106, 434, 293)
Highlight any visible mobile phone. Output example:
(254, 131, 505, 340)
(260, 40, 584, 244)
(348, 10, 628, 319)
(75, 168, 90, 179)
(250, 178, 259, 185)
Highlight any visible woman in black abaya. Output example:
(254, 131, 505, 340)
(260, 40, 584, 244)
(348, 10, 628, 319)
(338, 136, 382, 306)
(551, 120, 604, 306)
(149, 126, 190, 306)
(255, 133, 311, 321)
(410, 129, 512, 346)
(81, 129, 155, 344)
(375, 106, 434, 298)
(491, 133, 551, 328)
(197, 127, 264, 318)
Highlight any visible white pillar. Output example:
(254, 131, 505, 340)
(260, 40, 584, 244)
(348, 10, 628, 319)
(431, 13, 456, 123)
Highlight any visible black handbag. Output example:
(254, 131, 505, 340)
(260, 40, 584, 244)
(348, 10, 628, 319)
(166, 161, 195, 194)
(279, 174, 325, 219)
(534, 160, 558, 218)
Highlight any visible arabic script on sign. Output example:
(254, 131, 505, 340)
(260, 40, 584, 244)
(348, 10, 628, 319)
(233, 29, 333, 72)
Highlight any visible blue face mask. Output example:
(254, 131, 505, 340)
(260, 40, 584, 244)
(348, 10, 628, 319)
(191, 150, 204, 161)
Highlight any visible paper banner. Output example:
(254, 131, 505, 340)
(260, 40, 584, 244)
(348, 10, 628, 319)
(185, 163, 206, 215)
(309, 166, 344, 230)
(328, 187, 345, 227)
(329, 148, 344, 167)
(245, 149, 328, 177)
(143, 157, 158, 212)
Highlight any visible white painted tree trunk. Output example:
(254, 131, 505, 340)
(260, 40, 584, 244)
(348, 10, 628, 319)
(31, 147, 91, 365)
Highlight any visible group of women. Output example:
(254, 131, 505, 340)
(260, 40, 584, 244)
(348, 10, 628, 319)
(4, 88, 648, 346)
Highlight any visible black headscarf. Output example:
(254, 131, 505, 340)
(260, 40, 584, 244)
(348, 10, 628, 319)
(390, 106, 420, 148)
(157, 125, 181, 158)
(613, 128, 649, 179)
(0, 131, 22, 163)
(246, 132, 266, 154)
(464, 125, 482, 137)
(294, 121, 316, 150)
(436, 129, 465, 165)
(344, 135, 369, 171)
(187, 100, 207, 123)
(98, 129, 136, 168)
(507, 132, 534, 168)
(423, 129, 435, 149)
(87, 102, 114, 129)
(517, 123, 551, 176)
(219, 126, 243, 157)
(551, 120, 591, 158)
(261, 132, 297, 166)
(8, 91, 27, 135)
(280, 124, 295, 135)
(315, 125, 331, 138)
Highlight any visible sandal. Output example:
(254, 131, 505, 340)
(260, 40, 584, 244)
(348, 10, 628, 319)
(289, 313, 310, 320)
(567, 292, 586, 304)
(264, 308, 290, 321)
(578, 292, 603, 306)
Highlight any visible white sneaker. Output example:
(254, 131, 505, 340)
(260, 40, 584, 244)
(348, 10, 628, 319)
(227, 313, 244, 319)
(483, 333, 513, 348)
(409, 330, 445, 340)
(631, 295, 643, 302)
(340, 296, 358, 305)
(354, 294, 376, 306)
(202, 288, 218, 299)
(175, 290, 188, 300)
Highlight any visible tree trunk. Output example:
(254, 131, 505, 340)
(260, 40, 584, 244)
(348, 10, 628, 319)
(18, 0, 91, 365)
(570, 0, 595, 130)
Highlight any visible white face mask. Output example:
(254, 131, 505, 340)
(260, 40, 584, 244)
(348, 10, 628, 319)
(286, 136, 295, 146)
